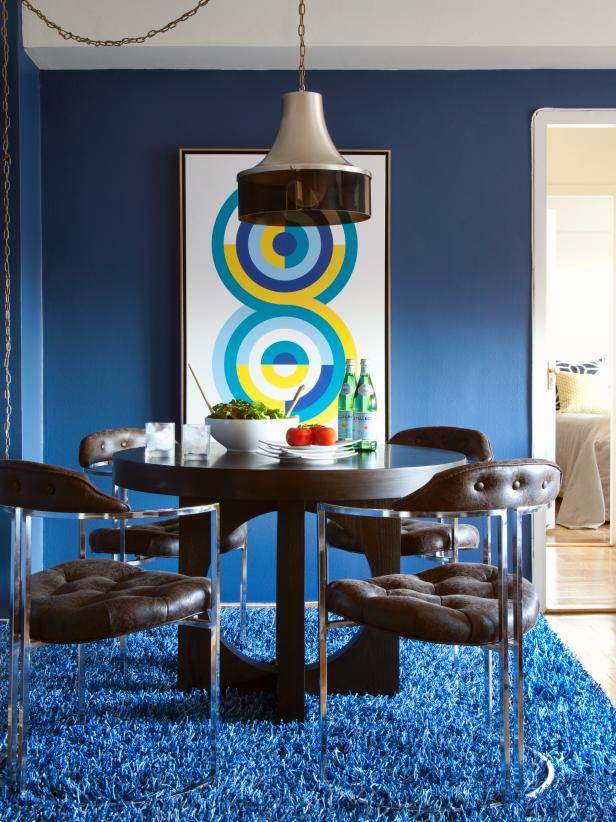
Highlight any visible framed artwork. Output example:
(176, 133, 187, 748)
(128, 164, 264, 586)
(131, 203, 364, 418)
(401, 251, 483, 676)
(180, 149, 390, 439)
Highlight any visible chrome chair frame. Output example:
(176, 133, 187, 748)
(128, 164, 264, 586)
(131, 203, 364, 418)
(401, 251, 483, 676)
(3, 501, 221, 797)
(82, 460, 249, 643)
(317, 500, 554, 804)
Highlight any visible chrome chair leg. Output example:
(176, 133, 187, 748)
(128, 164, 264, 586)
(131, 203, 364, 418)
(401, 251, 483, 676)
(209, 613, 219, 780)
(119, 487, 128, 564)
(512, 510, 525, 793)
(317, 509, 329, 782)
(16, 642, 30, 793)
(209, 506, 221, 781)
(77, 644, 87, 720)
(239, 539, 248, 645)
(451, 516, 459, 563)
(117, 635, 128, 678)
(483, 515, 492, 564)
(6, 508, 22, 776)
(16, 514, 32, 793)
(451, 517, 459, 660)
(483, 649, 493, 727)
(79, 520, 86, 560)
(497, 512, 511, 801)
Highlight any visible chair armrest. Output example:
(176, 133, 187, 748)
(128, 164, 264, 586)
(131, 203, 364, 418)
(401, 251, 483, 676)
(4, 502, 218, 521)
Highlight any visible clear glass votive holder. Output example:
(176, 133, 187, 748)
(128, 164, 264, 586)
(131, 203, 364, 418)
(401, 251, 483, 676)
(182, 423, 211, 461)
(145, 422, 175, 459)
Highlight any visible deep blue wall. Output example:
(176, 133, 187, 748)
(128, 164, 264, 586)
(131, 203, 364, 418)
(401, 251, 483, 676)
(39, 69, 616, 600)
(0, 1, 43, 616)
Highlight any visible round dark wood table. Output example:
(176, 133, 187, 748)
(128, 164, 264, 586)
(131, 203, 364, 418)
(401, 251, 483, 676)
(114, 443, 465, 720)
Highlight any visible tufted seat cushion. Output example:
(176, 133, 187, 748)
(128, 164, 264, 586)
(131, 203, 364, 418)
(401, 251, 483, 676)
(30, 559, 211, 644)
(326, 562, 539, 646)
(326, 517, 479, 556)
(89, 521, 247, 559)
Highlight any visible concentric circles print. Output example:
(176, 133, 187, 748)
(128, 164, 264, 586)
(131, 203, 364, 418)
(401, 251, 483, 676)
(211, 191, 358, 423)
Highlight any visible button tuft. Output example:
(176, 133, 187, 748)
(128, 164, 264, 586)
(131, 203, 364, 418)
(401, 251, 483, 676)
(100, 442, 106, 451)
(513, 480, 521, 490)
(121, 441, 127, 448)
(46, 484, 55, 495)
(474, 481, 485, 491)
(542, 479, 548, 489)
(12, 480, 20, 492)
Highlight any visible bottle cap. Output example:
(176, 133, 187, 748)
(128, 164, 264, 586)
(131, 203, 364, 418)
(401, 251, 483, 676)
(360, 358, 368, 365)
(345, 358, 355, 367)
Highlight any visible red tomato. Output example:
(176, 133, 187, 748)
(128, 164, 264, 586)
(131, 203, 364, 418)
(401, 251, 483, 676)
(286, 427, 313, 446)
(313, 426, 337, 446)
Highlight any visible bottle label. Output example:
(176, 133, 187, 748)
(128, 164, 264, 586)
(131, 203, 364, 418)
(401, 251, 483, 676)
(340, 383, 353, 396)
(354, 411, 377, 441)
(338, 410, 354, 438)
(357, 384, 373, 397)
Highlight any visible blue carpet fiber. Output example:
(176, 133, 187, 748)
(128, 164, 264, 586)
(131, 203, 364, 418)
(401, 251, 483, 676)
(0, 611, 614, 821)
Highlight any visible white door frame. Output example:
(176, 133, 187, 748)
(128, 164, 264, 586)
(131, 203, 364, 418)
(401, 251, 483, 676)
(531, 108, 616, 609)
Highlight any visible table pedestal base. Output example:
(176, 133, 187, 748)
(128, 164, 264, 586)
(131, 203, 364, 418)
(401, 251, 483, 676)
(177, 499, 401, 721)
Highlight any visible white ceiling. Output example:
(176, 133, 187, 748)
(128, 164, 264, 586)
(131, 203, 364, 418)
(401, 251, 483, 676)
(22, 0, 616, 70)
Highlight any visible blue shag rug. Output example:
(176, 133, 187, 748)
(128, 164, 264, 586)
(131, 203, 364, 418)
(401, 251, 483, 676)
(0, 611, 614, 821)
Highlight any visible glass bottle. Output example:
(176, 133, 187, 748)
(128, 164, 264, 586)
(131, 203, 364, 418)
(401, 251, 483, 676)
(337, 358, 357, 441)
(353, 358, 377, 451)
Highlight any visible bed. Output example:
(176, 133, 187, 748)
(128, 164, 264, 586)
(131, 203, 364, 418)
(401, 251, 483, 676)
(556, 412, 610, 528)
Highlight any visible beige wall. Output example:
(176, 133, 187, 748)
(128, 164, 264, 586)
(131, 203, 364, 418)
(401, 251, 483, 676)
(547, 127, 616, 363)
(548, 128, 616, 186)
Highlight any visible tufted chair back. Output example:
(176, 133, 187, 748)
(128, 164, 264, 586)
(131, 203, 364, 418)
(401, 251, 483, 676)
(394, 458, 561, 514)
(78, 428, 145, 469)
(388, 426, 493, 463)
(0, 460, 131, 514)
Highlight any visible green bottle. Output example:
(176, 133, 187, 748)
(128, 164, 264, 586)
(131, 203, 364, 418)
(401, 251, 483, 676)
(337, 358, 357, 441)
(353, 358, 377, 451)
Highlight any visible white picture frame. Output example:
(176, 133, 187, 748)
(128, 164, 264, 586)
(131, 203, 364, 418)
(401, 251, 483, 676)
(180, 149, 390, 439)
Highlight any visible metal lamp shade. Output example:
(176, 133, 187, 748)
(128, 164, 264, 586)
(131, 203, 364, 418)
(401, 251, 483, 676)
(237, 91, 371, 226)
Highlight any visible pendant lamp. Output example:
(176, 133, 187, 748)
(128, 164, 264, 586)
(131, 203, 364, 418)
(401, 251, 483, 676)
(237, 1, 371, 226)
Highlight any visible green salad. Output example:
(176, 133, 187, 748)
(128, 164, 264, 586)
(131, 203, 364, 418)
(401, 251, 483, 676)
(208, 399, 286, 420)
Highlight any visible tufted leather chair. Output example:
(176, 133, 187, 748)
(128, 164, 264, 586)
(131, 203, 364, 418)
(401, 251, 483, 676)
(0, 459, 220, 794)
(326, 426, 494, 561)
(78, 428, 250, 642)
(317, 458, 561, 801)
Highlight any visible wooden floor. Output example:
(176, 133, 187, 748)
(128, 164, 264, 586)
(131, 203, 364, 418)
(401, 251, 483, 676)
(546, 498, 610, 545)
(546, 613, 616, 708)
(545, 534, 616, 708)
(546, 544, 616, 610)
(547, 521, 610, 545)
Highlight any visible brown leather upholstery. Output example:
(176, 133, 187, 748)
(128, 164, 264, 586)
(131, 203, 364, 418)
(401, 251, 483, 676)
(326, 426, 494, 557)
(30, 559, 211, 644)
(395, 459, 561, 514)
(79, 428, 145, 468)
(79, 428, 249, 561)
(89, 520, 247, 558)
(326, 517, 479, 556)
(0, 460, 130, 514)
(326, 563, 539, 646)
(388, 426, 494, 462)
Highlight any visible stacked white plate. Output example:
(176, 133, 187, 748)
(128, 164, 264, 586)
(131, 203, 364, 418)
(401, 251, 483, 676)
(258, 440, 360, 464)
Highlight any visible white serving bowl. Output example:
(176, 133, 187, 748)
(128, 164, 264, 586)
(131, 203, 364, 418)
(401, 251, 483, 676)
(207, 416, 299, 452)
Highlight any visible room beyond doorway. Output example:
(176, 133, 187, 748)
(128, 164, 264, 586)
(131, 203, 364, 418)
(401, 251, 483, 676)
(532, 110, 616, 613)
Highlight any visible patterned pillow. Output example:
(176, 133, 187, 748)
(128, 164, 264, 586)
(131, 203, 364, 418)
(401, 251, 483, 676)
(556, 371, 610, 414)
(555, 359, 605, 411)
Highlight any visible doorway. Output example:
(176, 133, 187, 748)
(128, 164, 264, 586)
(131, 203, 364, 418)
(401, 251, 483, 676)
(532, 110, 616, 613)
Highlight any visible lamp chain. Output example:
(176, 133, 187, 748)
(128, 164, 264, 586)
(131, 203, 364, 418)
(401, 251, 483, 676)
(298, 0, 306, 91)
(19, 0, 213, 47)
(1, 0, 11, 460)
(0, 1, 219, 462)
